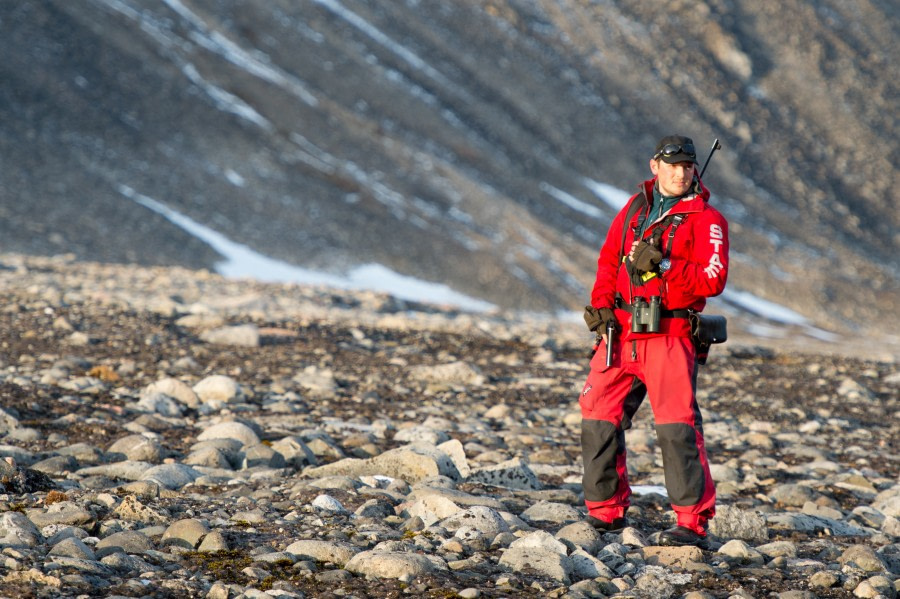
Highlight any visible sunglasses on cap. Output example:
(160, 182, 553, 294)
(653, 143, 696, 160)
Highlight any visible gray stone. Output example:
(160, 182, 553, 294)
(508, 530, 567, 555)
(840, 545, 887, 573)
(107, 434, 164, 463)
(354, 498, 396, 520)
(198, 530, 229, 552)
(161, 518, 209, 549)
(135, 392, 184, 417)
(570, 548, 617, 579)
(0, 445, 37, 466)
(48, 556, 114, 576)
(26, 502, 93, 528)
(0, 406, 21, 433)
(499, 545, 571, 583)
(240, 443, 286, 469)
(436, 439, 470, 478)
(345, 550, 447, 579)
(303, 435, 346, 460)
(851, 505, 887, 529)
(100, 552, 156, 574)
(284, 540, 360, 566)
(231, 509, 266, 524)
(718, 539, 765, 565)
(118, 480, 161, 500)
(270, 436, 318, 469)
(56, 443, 104, 465)
(767, 512, 868, 537)
(634, 566, 682, 598)
(467, 457, 541, 490)
(770, 483, 818, 507)
(303, 443, 460, 483)
(809, 570, 841, 589)
(193, 375, 245, 404)
(519, 500, 582, 525)
(621, 526, 648, 548)
(555, 521, 605, 554)
(757, 540, 798, 558)
(142, 377, 200, 408)
(76, 461, 154, 481)
(43, 525, 89, 545)
(30, 455, 79, 476)
(709, 505, 769, 542)
(403, 495, 463, 527)
(393, 425, 450, 445)
(48, 537, 95, 560)
(0, 511, 43, 547)
(95, 530, 153, 557)
(200, 324, 260, 347)
(853, 575, 896, 599)
(801, 501, 844, 520)
(311, 494, 347, 514)
(139, 463, 200, 489)
(641, 546, 705, 569)
(4, 427, 41, 442)
(197, 421, 260, 447)
(873, 489, 900, 518)
(183, 446, 233, 469)
(439, 506, 510, 536)
(112, 495, 169, 525)
(253, 551, 297, 564)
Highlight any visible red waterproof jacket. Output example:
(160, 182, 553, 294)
(590, 176, 729, 339)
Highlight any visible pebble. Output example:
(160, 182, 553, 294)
(0, 255, 896, 598)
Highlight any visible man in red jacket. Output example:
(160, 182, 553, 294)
(580, 135, 728, 548)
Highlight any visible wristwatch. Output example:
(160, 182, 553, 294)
(659, 258, 672, 274)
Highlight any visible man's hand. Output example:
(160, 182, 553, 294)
(583, 306, 615, 332)
(628, 240, 663, 272)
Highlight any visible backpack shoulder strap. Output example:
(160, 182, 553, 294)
(618, 189, 648, 260)
(662, 214, 686, 257)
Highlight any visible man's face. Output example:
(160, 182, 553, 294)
(650, 159, 695, 197)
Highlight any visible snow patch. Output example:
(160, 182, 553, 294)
(539, 182, 605, 219)
(312, 0, 454, 90)
(720, 288, 808, 326)
(582, 179, 633, 210)
(161, 0, 318, 106)
(120, 186, 495, 312)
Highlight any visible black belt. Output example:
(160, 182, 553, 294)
(615, 297, 691, 319)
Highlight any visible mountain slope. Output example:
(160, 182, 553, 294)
(0, 0, 897, 338)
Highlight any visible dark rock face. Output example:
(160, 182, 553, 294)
(0, 1, 897, 335)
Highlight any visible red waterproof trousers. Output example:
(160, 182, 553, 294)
(580, 334, 715, 534)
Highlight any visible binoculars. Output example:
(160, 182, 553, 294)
(631, 296, 661, 333)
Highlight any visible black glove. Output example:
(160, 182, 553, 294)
(630, 240, 663, 273)
(583, 306, 615, 332)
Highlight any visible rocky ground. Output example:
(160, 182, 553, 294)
(0, 254, 897, 599)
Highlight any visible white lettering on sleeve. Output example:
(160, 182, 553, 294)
(704, 224, 724, 278)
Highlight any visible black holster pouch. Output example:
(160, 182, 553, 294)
(689, 313, 728, 365)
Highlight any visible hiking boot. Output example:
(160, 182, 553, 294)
(586, 516, 627, 532)
(658, 525, 710, 549)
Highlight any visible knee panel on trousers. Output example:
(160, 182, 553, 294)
(656, 423, 704, 506)
(581, 419, 625, 502)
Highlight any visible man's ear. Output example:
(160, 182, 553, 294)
(649, 158, 659, 175)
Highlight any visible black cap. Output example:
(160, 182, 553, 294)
(653, 135, 698, 164)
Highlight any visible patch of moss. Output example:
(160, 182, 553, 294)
(183, 549, 253, 584)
